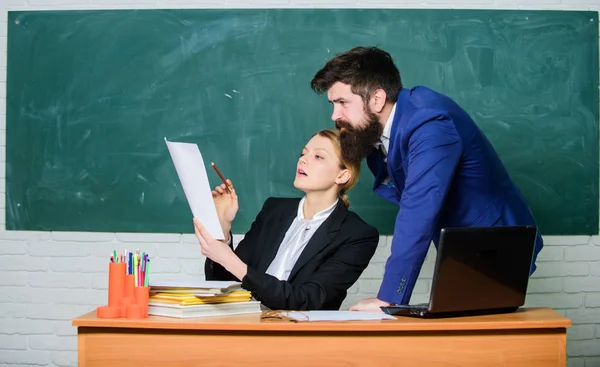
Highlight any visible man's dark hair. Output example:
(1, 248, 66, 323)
(310, 46, 403, 104)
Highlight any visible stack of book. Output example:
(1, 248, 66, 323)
(147, 280, 261, 318)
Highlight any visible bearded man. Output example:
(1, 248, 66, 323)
(310, 46, 544, 312)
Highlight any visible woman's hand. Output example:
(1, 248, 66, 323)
(194, 218, 247, 280)
(212, 179, 238, 241)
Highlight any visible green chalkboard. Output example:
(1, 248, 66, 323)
(6, 9, 599, 235)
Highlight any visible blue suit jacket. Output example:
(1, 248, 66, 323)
(367, 86, 543, 305)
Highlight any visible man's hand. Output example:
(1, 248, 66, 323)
(349, 297, 391, 312)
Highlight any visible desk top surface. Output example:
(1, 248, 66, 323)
(72, 307, 570, 332)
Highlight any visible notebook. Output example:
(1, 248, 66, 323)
(148, 300, 262, 318)
(149, 280, 242, 294)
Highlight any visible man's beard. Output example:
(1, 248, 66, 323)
(336, 109, 383, 163)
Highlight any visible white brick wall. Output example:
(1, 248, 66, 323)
(0, 0, 599, 366)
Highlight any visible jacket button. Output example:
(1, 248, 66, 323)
(396, 277, 407, 294)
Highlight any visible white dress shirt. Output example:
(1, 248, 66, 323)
(265, 197, 338, 281)
(378, 102, 397, 161)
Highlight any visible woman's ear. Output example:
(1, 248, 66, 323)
(335, 169, 351, 186)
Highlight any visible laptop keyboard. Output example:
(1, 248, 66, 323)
(392, 303, 428, 309)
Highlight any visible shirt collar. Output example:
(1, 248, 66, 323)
(297, 197, 338, 221)
(374, 102, 396, 150)
(381, 102, 396, 142)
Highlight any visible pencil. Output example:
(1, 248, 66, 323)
(211, 162, 231, 193)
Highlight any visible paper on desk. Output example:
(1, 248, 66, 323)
(283, 311, 396, 322)
(164, 138, 225, 240)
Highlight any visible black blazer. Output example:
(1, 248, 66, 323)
(205, 197, 379, 310)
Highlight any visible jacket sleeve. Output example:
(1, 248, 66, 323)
(377, 109, 462, 305)
(204, 230, 236, 281)
(204, 199, 270, 281)
(242, 223, 379, 310)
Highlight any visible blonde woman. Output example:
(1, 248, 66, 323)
(194, 129, 378, 311)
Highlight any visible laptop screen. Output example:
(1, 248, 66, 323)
(428, 226, 537, 313)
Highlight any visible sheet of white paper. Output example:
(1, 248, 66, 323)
(284, 311, 396, 322)
(164, 138, 225, 240)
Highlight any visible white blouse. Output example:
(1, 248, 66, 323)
(265, 197, 338, 281)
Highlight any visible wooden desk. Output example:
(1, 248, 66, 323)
(72, 307, 570, 367)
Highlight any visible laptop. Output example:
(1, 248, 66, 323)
(381, 225, 538, 318)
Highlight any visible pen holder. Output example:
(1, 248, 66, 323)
(126, 286, 150, 319)
(97, 262, 126, 318)
(119, 274, 136, 317)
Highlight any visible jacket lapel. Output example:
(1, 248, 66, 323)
(287, 200, 347, 280)
(255, 200, 297, 273)
(386, 88, 409, 195)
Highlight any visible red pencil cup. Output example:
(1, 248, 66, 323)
(125, 274, 135, 299)
(97, 262, 126, 318)
(119, 274, 136, 317)
(126, 304, 144, 319)
(126, 286, 150, 319)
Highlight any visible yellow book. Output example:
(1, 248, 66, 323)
(149, 297, 252, 306)
(149, 290, 252, 306)
(149, 290, 251, 299)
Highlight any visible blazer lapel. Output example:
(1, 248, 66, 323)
(255, 200, 297, 273)
(287, 200, 347, 280)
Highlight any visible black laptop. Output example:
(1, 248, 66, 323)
(381, 225, 538, 318)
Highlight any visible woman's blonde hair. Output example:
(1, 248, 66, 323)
(314, 128, 361, 207)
